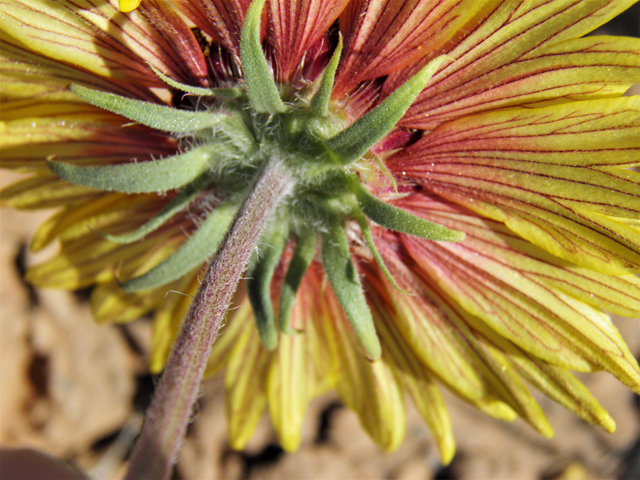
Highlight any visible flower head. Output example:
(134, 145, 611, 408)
(2, 0, 640, 464)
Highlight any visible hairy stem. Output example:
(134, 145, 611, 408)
(125, 160, 294, 480)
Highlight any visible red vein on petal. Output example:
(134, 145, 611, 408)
(394, 1, 638, 129)
(335, 0, 480, 95)
(268, 0, 348, 82)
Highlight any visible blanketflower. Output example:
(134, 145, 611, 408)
(1, 0, 640, 468)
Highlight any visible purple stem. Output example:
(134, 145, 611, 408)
(125, 160, 293, 480)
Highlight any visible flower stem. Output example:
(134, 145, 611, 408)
(125, 159, 294, 480)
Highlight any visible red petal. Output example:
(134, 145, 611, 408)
(267, 0, 349, 82)
(392, 0, 640, 129)
(388, 97, 640, 274)
(136, 0, 210, 86)
(0, 0, 208, 88)
(2, 117, 177, 170)
(334, 0, 485, 97)
(172, 0, 254, 66)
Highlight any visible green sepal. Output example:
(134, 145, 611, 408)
(99, 184, 202, 244)
(149, 64, 243, 99)
(278, 232, 317, 334)
(326, 55, 449, 165)
(47, 145, 216, 193)
(247, 219, 290, 350)
(353, 182, 465, 242)
(122, 200, 238, 291)
(321, 222, 381, 360)
(69, 84, 231, 133)
(240, 0, 287, 114)
(353, 209, 409, 294)
(310, 34, 343, 117)
(371, 153, 398, 193)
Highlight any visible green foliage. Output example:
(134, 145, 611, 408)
(100, 184, 202, 244)
(353, 182, 465, 242)
(326, 56, 449, 165)
(70, 85, 231, 133)
(240, 0, 287, 113)
(149, 64, 243, 98)
(62, 13, 461, 361)
(321, 222, 381, 360)
(248, 218, 290, 349)
(353, 209, 409, 293)
(278, 232, 318, 334)
(310, 35, 343, 117)
(122, 200, 238, 291)
(48, 145, 217, 193)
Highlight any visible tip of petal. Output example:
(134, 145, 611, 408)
(438, 436, 456, 466)
(119, 0, 142, 12)
(538, 420, 555, 439)
(598, 411, 616, 434)
(279, 434, 302, 453)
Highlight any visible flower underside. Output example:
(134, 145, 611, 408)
(4, 0, 640, 467)
(49, 0, 463, 359)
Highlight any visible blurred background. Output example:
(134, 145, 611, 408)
(1, 4, 639, 479)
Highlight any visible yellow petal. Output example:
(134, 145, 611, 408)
(26, 223, 184, 289)
(405, 230, 640, 389)
(266, 330, 311, 451)
(394, 196, 640, 319)
(476, 343, 553, 437)
(325, 287, 406, 451)
(300, 267, 340, 395)
(392, 96, 640, 275)
(0, 114, 176, 171)
(400, 1, 640, 128)
(91, 280, 162, 324)
(393, 195, 640, 395)
(1, 172, 96, 209)
(1, 116, 113, 150)
(119, 0, 142, 12)
(365, 256, 553, 436)
(371, 292, 456, 464)
(370, 240, 527, 401)
(493, 335, 616, 433)
(150, 272, 201, 374)
(30, 192, 162, 251)
(0, 0, 131, 81)
(204, 287, 252, 378)
(0, 0, 207, 87)
(267, 271, 326, 451)
(403, 234, 593, 371)
(225, 326, 270, 450)
(1, 36, 158, 103)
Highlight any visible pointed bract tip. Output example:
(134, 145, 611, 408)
(240, 0, 287, 113)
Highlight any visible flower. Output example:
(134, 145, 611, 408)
(1, 0, 640, 464)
